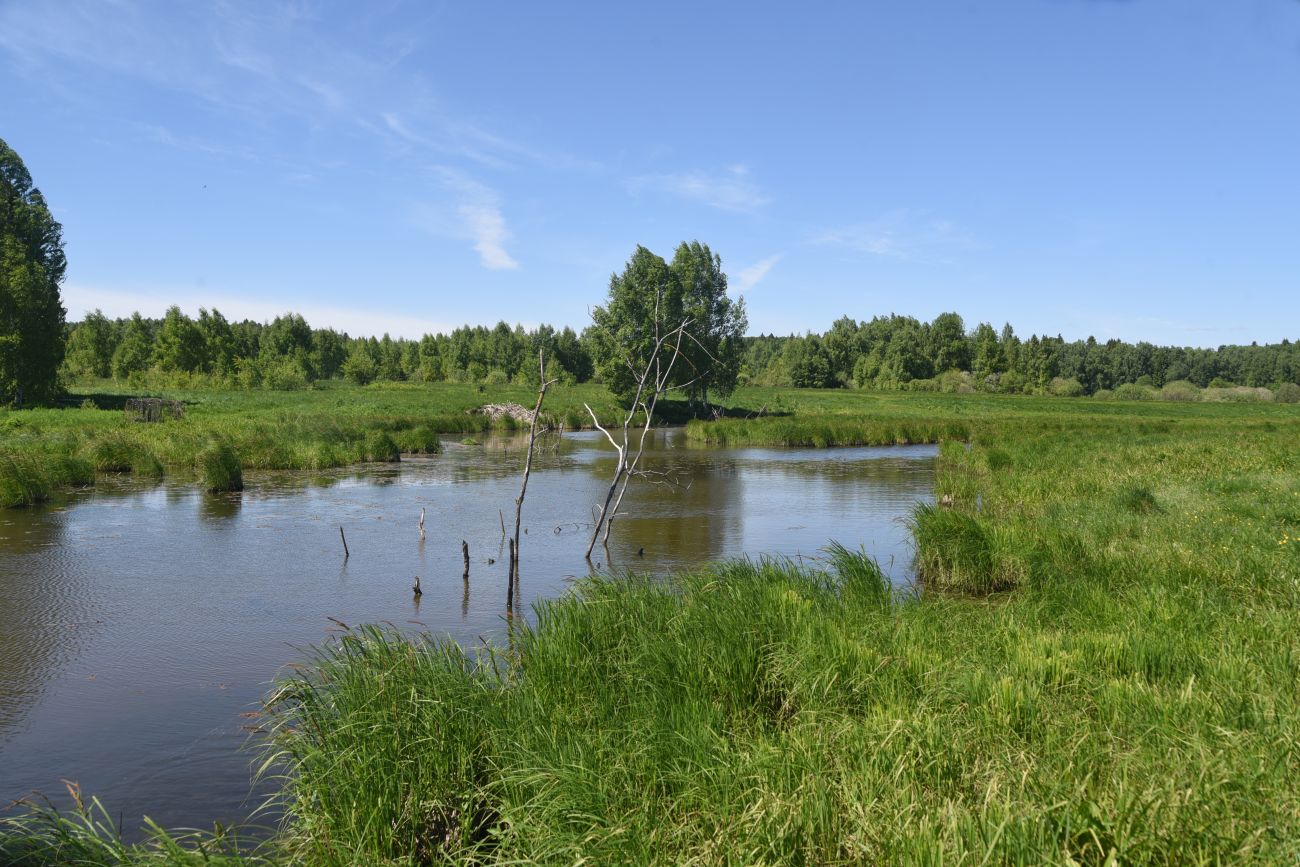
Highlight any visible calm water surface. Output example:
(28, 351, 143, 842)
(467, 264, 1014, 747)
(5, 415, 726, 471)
(0, 430, 935, 833)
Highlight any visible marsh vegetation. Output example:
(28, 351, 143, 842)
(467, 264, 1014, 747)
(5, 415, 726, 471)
(2, 389, 1297, 864)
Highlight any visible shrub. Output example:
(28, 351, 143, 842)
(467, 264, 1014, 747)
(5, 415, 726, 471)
(1275, 382, 1300, 404)
(936, 370, 971, 393)
(482, 369, 509, 386)
(198, 441, 244, 493)
(904, 377, 937, 392)
(1092, 388, 1114, 400)
(1159, 380, 1202, 402)
(342, 350, 377, 386)
(1204, 386, 1272, 403)
(1112, 383, 1154, 401)
(998, 370, 1027, 394)
(263, 358, 311, 391)
(1048, 377, 1084, 397)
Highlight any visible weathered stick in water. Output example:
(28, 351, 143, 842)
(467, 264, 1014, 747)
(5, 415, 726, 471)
(512, 349, 557, 584)
(418, 507, 426, 540)
(499, 509, 506, 538)
(506, 539, 517, 611)
(339, 526, 350, 559)
(462, 540, 470, 580)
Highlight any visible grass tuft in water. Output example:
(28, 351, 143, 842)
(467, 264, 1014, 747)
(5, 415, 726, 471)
(0, 453, 51, 507)
(909, 502, 1010, 593)
(198, 440, 244, 493)
(0, 785, 270, 866)
(361, 430, 401, 463)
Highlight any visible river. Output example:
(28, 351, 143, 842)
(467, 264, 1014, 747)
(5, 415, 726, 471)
(0, 430, 935, 834)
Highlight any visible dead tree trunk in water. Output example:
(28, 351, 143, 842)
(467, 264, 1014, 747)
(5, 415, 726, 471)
(510, 349, 557, 586)
(584, 318, 693, 559)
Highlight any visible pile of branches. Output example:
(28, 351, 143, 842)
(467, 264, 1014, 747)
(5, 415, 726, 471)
(471, 402, 537, 424)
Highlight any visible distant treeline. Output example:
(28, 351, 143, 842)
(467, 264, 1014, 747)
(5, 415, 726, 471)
(746, 314, 1300, 397)
(63, 308, 594, 390)
(62, 307, 1300, 399)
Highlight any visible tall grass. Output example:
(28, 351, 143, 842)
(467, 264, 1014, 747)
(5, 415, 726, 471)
(0, 785, 270, 866)
(252, 397, 1300, 863)
(198, 440, 244, 493)
(685, 414, 969, 447)
(3, 389, 1298, 862)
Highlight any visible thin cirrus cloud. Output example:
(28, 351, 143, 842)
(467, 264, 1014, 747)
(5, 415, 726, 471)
(733, 255, 782, 293)
(412, 166, 520, 271)
(813, 211, 978, 264)
(628, 165, 770, 213)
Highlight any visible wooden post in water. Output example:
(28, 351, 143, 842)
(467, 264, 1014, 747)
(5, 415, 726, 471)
(506, 539, 516, 611)
(339, 526, 350, 559)
(509, 349, 554, 596)
(418, 507, 426, 540)
(462, 540, 470, 580)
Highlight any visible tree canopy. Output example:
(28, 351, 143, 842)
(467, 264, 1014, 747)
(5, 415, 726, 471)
(0, 138, 67, 406)
(588, 242, 747, 409)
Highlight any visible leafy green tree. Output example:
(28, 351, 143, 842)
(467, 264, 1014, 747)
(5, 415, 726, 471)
(153, 306, 205, 372)
(111, 313, 154, 378)
(342, 343, 377, 385)
(929, 312, 969, 374)
(881, 321, 932, 385)
(669, 241, 747, 408)
(64, 308, 116, 378)
(822, 315, 862, 385)
(783, 335, 834, 388)
(589, 246, 684, 405)
(971, 322, 1002, 385)
(590, 243, 746, 410)
(198, 308, 237, 376)
(0, 138, 67, 405)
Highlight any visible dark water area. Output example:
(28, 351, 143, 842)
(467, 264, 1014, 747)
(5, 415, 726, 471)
(0, 430, 935, 836)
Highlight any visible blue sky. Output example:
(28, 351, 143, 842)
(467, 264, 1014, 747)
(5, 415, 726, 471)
(2, 0, 1298, 345)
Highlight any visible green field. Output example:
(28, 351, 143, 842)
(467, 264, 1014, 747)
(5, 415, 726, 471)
(3, 388, 1299, 864)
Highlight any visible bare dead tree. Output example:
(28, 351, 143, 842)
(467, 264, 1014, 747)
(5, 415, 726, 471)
(510, 349, 558, 586)
(583, 314, 695, 558)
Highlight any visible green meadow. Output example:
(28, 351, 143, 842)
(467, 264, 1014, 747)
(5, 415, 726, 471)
(3, 388, 1299, 864)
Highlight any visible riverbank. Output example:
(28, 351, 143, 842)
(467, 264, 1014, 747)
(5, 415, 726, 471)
(3, 394, 1299, 863)
(10, 381, 1286, 509)
(0, 382, 633, 507)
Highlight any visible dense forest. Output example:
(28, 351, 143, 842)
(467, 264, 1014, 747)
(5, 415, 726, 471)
(61, 306, 1300, 400)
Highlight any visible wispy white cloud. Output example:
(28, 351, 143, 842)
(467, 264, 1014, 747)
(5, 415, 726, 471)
(458, 202, 518, 271)
(813, 211, 978, 263)
(1, 1, 594, 175)
(411, 167, 520, 271)
(62, 283, 455, 339)
(733, 255, 781, 292)
(628, 165, 770, 213)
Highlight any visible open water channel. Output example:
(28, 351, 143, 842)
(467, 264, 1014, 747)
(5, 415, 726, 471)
(0, 430, 936, 834)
